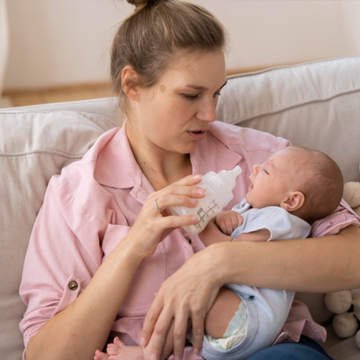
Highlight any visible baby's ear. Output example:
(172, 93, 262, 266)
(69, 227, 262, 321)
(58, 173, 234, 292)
(281, 191, 305, 212)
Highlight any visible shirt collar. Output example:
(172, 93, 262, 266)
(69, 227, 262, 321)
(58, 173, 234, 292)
(190, 122, 242, 176)
(94, 120, 144, 190)
(95, 121, 242, 191)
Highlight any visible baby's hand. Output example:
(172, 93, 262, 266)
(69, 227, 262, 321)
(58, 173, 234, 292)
(215, 211, 243, 235)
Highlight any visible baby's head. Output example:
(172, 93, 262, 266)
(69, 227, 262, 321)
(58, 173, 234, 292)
(246, 146, 343, 223)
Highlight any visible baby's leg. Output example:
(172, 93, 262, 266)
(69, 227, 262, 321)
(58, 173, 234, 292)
(204, 287, 242, 338)
(104, 320, 182, 360)
(94, 349, 109, 360)
(106, 337, 145, 360)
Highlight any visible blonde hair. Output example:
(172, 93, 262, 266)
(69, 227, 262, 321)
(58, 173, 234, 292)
(111, 0, 227, 114)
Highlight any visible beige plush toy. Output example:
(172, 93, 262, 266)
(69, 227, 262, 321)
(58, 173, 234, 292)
(324, 290, 360, 341)
(324, 182, 360, 347)
(343, 182, 360, 217)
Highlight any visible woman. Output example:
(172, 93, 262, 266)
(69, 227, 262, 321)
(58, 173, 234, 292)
(20, 1, 360, 360)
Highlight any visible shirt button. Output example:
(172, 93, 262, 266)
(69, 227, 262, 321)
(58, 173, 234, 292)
(68, 281, 78, 291)
(185, 237, 192, 244)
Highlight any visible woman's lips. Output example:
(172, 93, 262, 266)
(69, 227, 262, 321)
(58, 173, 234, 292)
(187, 130, 207, 141)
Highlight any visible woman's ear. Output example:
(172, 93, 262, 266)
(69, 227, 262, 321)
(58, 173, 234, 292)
(281, 191, 305, 212)
(121, 65, 140, 101)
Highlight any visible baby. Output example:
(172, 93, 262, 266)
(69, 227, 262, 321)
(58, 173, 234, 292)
(95, 146, 343, 360)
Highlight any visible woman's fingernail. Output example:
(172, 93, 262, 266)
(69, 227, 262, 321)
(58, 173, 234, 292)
(140, 338, 146, 347)
(193, 348, 200, 355)
(197, 188, 206, 195)
(192, 216, 199, 222)
(191, 199, 198, 205)
(194, 174, 202, 179)
(150, 355, 158, 360)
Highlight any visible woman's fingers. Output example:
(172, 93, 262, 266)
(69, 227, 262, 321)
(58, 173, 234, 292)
(159, 214, 198, 241)
(174, 174, 203, 186)
(141, 297, 163, 348)
(190, 312, 206, 356)
(126, 174, 205, 259)
(149, 175, 205, 210)
(152, 185, 206, 209)
(172, 311, 189, 360)
(151, 310, 174, 360)
(141, 248, 225, 359)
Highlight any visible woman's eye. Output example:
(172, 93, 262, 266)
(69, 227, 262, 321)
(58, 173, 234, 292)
(214, 91, 222, 98)
(183, 94, 199, 100)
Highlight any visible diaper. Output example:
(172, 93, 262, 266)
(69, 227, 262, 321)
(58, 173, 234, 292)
(206, 300, 247, 350)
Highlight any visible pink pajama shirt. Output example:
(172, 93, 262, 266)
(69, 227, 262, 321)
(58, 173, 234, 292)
(20, 121, 360, 359)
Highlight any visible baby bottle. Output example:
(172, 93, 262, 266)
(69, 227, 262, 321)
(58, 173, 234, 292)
(169, 166, 242, 235)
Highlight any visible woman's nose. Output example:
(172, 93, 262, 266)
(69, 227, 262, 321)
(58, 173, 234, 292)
(196, 98, 217, 123)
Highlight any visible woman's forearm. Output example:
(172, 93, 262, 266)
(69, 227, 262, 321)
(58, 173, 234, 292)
(26, 239, 143, 360)
(218, 225, 360, 293)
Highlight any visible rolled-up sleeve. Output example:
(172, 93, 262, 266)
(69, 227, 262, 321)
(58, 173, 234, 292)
(19, 174, 131, 349)
(311, 199, 360, 237)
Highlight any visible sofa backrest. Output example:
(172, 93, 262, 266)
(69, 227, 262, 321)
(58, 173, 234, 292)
(1, 57, 360, 360)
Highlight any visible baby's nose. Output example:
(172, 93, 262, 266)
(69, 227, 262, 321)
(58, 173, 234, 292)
(252, 164, 260, 175)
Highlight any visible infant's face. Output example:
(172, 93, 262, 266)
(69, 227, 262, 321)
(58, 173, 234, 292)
(246, 147, 307, 209)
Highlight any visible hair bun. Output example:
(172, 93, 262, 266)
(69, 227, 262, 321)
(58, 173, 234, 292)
(127, 0, 164, 8)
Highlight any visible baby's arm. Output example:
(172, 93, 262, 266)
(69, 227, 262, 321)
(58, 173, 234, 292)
(216, 210, 270, 242)
(199, 211, 243, 247)
(234, 229, 270, 242)
(199, 221, 232, 246)
(216, 210, 243, 236)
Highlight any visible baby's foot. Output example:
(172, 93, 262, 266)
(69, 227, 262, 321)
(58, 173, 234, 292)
(107, 337, 145, 360)
(94, 349, 109, 360)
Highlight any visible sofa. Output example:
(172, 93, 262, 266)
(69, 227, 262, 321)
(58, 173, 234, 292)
(1, 57, 360, 360)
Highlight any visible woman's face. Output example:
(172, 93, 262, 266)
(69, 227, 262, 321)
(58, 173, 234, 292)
(127, 50, 227, 155)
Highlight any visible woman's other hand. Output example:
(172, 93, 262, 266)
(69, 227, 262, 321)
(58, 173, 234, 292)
(140, 243, 227, 360)
(125, 174, 205, 260)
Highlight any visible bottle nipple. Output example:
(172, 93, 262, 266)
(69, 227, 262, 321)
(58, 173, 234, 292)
(217, 166, 242, 206)
(230, 166, 242, 178)
(218, 166, 242, 190)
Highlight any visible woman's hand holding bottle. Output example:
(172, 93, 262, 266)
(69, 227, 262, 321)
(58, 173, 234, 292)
(123, 174, 206, 260)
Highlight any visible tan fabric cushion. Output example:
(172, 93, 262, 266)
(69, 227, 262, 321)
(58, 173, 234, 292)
(0, 111, 116, 360)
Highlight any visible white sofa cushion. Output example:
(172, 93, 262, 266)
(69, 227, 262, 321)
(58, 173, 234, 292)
(216, 57, 360, 183)
(0, 111, 116, 360)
